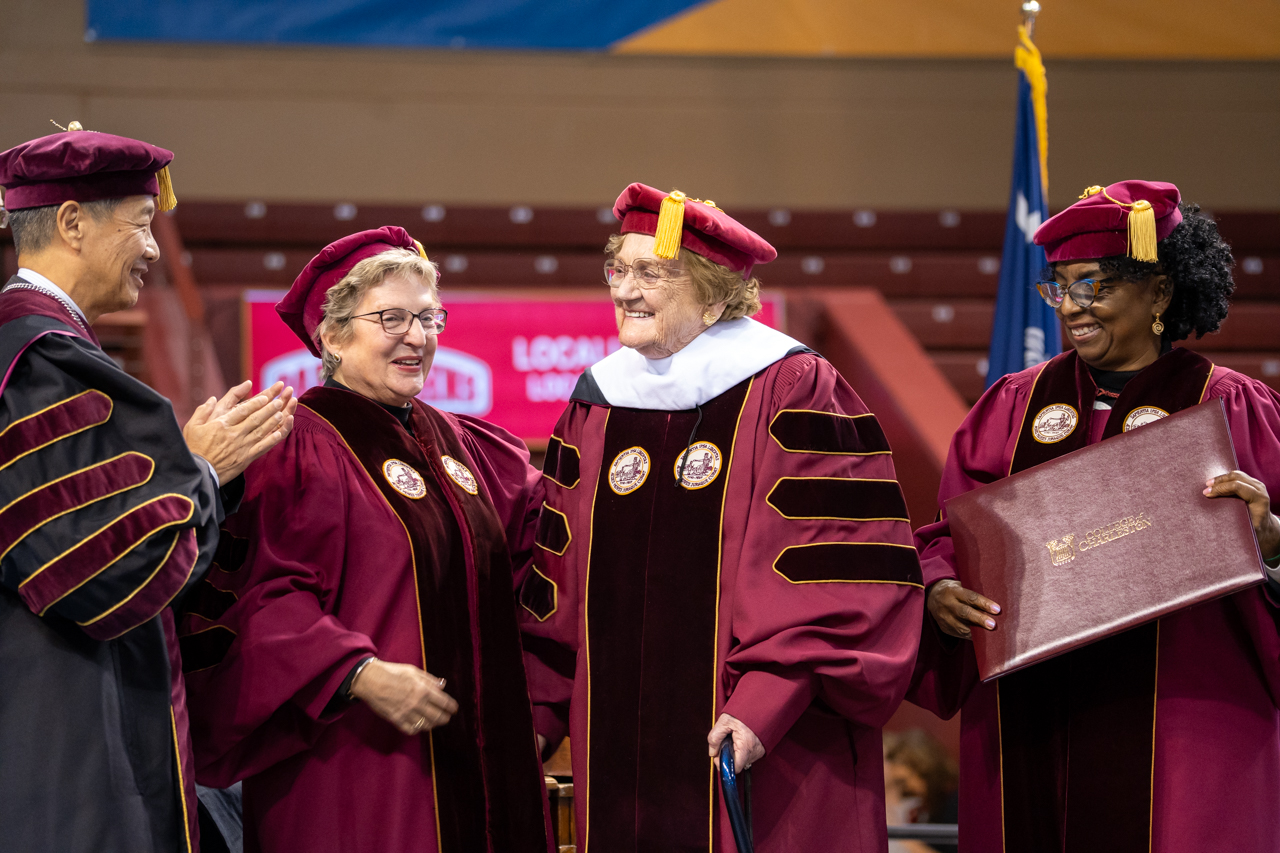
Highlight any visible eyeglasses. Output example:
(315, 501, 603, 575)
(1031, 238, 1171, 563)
(352, 307, 448, 335)
(1035, 277, 1117, 309)
(603, 259, 686, 290)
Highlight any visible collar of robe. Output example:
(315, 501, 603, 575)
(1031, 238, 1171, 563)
(587, 316, 803, 411)
(323, 377, 412, 428)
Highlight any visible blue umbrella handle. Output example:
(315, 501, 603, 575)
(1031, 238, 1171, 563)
(718, 735, 754, 853)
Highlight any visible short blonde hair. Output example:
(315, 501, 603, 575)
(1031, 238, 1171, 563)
(315, 248, 440, 379)
(605, 233, 762, 322)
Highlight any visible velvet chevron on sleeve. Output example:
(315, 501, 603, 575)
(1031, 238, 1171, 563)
(519, 351, 924, 853)
(0, 285, 228, 853)
(0, 327, 223, 639)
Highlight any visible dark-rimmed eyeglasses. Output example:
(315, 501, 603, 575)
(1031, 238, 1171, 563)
(1035, 277, 1117, 310)
(352, 307, 448, 335)
(604, 259, 686, 290)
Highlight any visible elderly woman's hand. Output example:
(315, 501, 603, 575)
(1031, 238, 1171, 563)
(350, 658, 459, 736)
(1205, 471, 1280, 562)
(707, 713, 764, 772)
(927, 579, 1002, 639)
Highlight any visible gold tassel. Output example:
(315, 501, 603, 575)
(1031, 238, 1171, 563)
(156, 166, 177, 212)
(652, 190, 686, 260)
(412, 238, 429, 261)
(1096, 186, 1160, 263)
(1127, 199, 1158, 262)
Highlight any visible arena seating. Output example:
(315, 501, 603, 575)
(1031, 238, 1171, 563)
(4, 203, 1275, 407)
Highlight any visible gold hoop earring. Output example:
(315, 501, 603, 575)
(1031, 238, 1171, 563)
(1152, 313, 1164, 335)
(702, 310, 718, 326)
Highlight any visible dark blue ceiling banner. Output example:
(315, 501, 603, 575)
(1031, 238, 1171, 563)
(84, 0, 709, 50)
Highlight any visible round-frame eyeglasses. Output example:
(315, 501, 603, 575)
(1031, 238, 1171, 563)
(352, 307, 448, 335)
(604, 258, 686, 290)
(1035, 277, 1118, 310)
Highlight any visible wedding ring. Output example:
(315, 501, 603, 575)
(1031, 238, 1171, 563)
(412, 717, 426, 733)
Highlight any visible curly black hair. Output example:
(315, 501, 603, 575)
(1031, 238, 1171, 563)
(1050, 203, 1235, 343)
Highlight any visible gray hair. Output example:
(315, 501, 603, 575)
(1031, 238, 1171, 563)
(7, 199, 124, 256)
(315, 248, 440, 380)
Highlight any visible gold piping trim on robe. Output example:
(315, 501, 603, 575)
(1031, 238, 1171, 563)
(79, 527, 181, 628)
(709, 377, 755, 851)
(520, 563, 559, 622)
(1006, 363, 1049, 476)
(582, 407, 609, 853)
(428, 731, 443, 853)
(0, 389, 112, 473)
(771, 542, 924, 588)
(85, 528, 202, 641)
(764, 476, 910, 522)
(0, 451, 155, 562)
(1149, 619, 1161, 853)
(767, 408, 892, 456)
(543, 435, 582, 490)
(1198, 364, 1216, 404)
(29, 493, 195, 614)
(171, 707, 194, 853)
(300, 404, 444, 847)
(997, 680, 1007, 853)
(535, 502, 572, 556)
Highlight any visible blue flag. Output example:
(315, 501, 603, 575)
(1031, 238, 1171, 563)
(986, 27, 1058, 388)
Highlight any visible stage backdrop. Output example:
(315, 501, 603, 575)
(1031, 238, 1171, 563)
(244, 289, 782, 443)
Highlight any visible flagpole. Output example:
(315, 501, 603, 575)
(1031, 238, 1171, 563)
(985, 0, 1056, 387)
(1022, 1, 1040, 40)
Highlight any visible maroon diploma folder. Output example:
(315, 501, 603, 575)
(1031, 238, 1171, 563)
(946, 398, 1265, 681)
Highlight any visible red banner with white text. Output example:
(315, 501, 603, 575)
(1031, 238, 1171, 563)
(243, 289, 783, 443)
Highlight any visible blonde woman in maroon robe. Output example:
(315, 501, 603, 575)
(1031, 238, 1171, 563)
(909, 181, 1280, 853)
(519, 184, 925, 852)
(180, 228, 552, 853)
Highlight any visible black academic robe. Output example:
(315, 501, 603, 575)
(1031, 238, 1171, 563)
(0, 280, 233, 853)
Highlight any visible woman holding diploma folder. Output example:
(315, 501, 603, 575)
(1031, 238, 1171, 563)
(909, 181, 1280, 853)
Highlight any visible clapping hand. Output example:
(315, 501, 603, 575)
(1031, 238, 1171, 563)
(183, 380, 297, 483)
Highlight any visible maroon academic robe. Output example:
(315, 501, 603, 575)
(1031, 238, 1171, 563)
(520, 350, 925, 852)
(180, 387, 552, 853)
(909, 349, 1280, 853)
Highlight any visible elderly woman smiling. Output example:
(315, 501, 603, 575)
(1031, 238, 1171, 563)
(519, 184, 925, 852)
(181, 227, 551, 853)
(909, 181, 1280, 853)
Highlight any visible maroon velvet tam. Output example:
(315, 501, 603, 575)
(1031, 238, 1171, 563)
(1034, 180, 1182, 263)
(0, 131, 173, 211)
(277, 226, 421, 355)
(612, 183, 777, 279)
